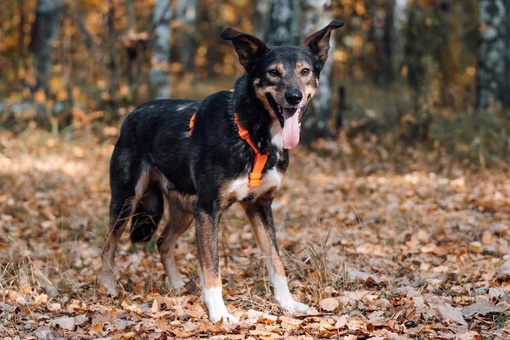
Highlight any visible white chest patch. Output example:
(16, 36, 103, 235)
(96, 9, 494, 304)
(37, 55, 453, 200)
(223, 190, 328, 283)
(270, 121, 283, 150)
(226, 168, 283, 201)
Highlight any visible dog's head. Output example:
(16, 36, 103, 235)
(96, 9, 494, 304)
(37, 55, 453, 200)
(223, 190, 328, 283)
(221, 20, 344, 149)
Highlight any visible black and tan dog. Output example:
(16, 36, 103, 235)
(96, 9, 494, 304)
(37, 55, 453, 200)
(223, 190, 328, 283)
(100, 20, 343, 323)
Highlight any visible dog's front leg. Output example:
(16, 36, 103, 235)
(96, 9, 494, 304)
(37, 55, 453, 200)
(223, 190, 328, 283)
(194, 200, 239, 324)
(242, 199, 309, 314)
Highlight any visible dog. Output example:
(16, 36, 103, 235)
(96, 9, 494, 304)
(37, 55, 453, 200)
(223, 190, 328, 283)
(100, 20, 344, 323)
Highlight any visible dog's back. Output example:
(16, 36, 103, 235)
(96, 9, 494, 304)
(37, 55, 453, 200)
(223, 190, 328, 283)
(110, 98, 200, 242)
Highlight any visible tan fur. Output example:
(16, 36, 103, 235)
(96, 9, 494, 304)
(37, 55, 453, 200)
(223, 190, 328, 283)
(157, 192, 194, 290)
(194, 210, 222, 289)
(242, 201, 286, 277)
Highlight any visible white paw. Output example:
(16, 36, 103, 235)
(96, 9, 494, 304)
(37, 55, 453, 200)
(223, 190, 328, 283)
(209, 311, 239, 324)
(100, 273, 119, 297)
(203, 286, 239, 324)
(271, 275, 308, 314)
(169, 276, 186, 291)
(279, 299, 309, 314)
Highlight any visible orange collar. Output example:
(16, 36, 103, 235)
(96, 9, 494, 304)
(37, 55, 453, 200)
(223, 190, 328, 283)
(189, 113, 268, 188)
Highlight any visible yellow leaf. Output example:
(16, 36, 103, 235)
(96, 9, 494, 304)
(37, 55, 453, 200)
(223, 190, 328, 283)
(34, 89, 46, 103)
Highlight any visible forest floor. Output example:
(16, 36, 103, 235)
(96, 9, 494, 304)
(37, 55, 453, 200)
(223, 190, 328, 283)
(1, 127, 510, 339)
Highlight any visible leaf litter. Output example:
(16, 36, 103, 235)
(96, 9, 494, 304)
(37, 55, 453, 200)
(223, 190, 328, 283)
(1, 128, 510, 339)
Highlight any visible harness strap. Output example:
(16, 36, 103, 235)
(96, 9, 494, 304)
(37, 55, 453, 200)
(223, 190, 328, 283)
(234, 115, 269, 188)
(188, 112, 269, 188)
(189, 113, 196, 136)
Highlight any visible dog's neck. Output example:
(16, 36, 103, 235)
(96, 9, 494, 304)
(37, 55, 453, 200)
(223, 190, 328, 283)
(231, 74, 281, 154)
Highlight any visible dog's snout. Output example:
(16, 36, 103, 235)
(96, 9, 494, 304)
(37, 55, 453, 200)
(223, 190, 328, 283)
(285, 89, 303, 106)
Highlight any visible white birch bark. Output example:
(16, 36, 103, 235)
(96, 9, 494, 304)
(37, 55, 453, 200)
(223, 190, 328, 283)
(265, 0, 300, 46)
(150, 0, 172, 99)
(302, 0, 335, 139)
(176, 0, 199, 73)
(476, 0, 506, 110)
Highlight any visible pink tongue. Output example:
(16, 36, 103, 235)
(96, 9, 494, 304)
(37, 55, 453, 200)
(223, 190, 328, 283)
(282, 108, 300, 149)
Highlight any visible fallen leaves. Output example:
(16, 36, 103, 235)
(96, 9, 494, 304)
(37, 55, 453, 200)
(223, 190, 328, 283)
(1, 129, 510, 338)
(319, 297, 340, 312)
(50, 314, 89, 331)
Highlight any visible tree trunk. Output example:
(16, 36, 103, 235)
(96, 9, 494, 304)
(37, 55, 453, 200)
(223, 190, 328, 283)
(106, 0, 120, 116)
(175, 0, 199, 74)
(403, 3, 425, 92)
(254, 0, 271, 40)
(504, 3, 510, 107)
(124, 0, 149, 101)
(265, 0, 338, 142)
(265, 0, 300, 46)
(301, 0, 335, 142)
(476, 0, 507, 110)
(30, 0, 64, 93)
(392, 0, 407, 80)
(369, 0, 395, 85)
(150, 0, 172, 99)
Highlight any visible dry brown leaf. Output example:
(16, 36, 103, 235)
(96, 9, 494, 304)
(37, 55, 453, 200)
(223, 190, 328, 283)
(155, 316, 170, 331)
(49, 314, 88, 331)
(497, 259, 510, 281)
(47, 302, 61, 311)
(319, 297, 340, 312)
(249, 329, 280, 339)
(348, 270, 381, 284)
(151, 298, 160, 313)
(462, 300, 508, 317)
(434, 302, 467, 325)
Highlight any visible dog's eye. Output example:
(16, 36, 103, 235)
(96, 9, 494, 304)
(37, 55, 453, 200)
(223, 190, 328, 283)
(268, 69, 280, 77)
(300, 68, 310, 76)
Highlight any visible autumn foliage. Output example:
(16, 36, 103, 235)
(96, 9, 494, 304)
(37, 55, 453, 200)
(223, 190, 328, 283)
(1, 127, 510, 338)
(1, 0, 510, 338)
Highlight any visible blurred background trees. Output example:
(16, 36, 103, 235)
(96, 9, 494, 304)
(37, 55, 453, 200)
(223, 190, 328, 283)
(0, 0, 509, 166)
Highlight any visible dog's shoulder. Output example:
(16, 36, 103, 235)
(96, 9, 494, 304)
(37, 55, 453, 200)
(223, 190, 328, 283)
(199, 90, 234, 114)
(191, 90, 235, 136)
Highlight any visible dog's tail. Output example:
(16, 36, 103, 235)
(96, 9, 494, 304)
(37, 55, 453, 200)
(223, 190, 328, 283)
(130, 182, 164, 243)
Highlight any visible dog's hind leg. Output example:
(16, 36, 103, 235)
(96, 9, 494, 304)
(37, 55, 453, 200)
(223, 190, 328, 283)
(157, 192, 194, 290)
(100, 187, 136, 296)
(242, 198, 309, 315)
(130, 180, 164, 243)
(100, 157, 149, 296)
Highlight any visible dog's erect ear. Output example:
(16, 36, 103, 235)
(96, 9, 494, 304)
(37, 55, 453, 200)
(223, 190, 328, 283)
(301, 20, 344, 70)
(220, 28, 267, 71)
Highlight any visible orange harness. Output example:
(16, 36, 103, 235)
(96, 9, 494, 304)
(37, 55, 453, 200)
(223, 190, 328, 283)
(189, 113, 268, 188)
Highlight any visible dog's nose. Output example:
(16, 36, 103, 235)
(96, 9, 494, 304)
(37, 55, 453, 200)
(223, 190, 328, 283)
(285, 89, 303, 105)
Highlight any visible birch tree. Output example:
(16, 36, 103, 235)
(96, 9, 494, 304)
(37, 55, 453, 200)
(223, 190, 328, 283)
(150, 0, 172, 98)
(301, 0, 336, 140)
(504, 2, 510, 107)
(175, 0, 199, 74)
(265, 0, 300, 46)
(265, 0, 339, 141)
(476, 0, 507, 110)
(254, 0, 271, 40)
(392, 0, 407, 80)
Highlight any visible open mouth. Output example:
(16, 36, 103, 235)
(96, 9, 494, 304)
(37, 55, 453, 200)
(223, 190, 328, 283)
(265, 94, 303, 149)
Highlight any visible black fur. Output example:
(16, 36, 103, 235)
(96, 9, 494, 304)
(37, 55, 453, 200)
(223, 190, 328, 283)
(103, 20, 344, 322)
